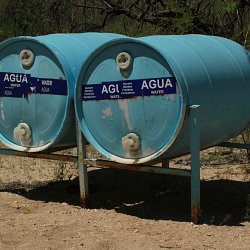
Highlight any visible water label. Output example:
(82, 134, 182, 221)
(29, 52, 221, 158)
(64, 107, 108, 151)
(82, 77, 176, 101)
(0, 72, 67, 98)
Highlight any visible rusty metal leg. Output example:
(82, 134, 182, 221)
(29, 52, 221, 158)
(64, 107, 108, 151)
(162, 160, 169, 168)
(76, 120, 89, 208)
(190, 105, 200, 224)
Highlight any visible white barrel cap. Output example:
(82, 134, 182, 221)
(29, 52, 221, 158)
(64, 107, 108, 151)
(13, 123, 31, 146)
(20, 49, 35, 67)
(116, 52, 131, 70)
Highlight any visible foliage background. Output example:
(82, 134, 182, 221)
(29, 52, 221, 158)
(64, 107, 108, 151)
(0, 0, 249, 47)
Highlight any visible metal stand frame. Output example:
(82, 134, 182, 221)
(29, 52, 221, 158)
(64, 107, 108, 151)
(76, 120, 89, 208)
(1, 104, 249, 224)
(190, 105, 200, 224)
(76, 105, 201, 223)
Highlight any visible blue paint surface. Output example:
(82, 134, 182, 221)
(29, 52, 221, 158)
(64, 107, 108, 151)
(0, 72, 67, 98)
(75, 35, 250, 164)
(76, 41, 183, 162)
(82, 77, 176, 101)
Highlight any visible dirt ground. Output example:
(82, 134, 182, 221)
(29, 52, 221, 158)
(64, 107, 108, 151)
(0, 144, 249, 250)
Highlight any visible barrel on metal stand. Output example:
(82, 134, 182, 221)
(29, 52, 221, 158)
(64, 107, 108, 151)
(0, 33, 124, 152)
(74, 35, 250, 164)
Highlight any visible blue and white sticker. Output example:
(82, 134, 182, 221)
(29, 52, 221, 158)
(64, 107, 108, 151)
(0, 72, 67, 98)
(82, 77, 176, 101)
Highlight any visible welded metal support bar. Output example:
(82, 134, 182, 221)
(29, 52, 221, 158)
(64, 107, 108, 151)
(162, 160, 170, 168)
(84, 159, 191, 177)
(76, 120, 89, 208)
(0, 148, 77, 162)
(43, 146, 78, 154)
(190, 105, 201, 224)
(217, 142, 250, 150)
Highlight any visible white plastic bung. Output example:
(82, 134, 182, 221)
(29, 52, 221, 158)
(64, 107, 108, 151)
(122, 133, 141, 158)
(116, 52, 131, 70)
(20, 49, 35, 67)
(13, 123, 31, 146)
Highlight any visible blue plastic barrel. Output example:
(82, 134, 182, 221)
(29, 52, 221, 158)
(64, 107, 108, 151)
(75, 35, 250, 164)
(0, 33, 124, 151)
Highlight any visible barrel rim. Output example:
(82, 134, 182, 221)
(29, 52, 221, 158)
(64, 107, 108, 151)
(75, 37, 188, 164)
(0, 36, 73, 152)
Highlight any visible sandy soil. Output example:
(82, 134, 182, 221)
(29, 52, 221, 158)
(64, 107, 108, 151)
(0, 145, 249, 250)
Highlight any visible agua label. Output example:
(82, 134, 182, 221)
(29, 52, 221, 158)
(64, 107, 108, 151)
(0, 72, 67, 98)
(82, 77, 176, 101)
